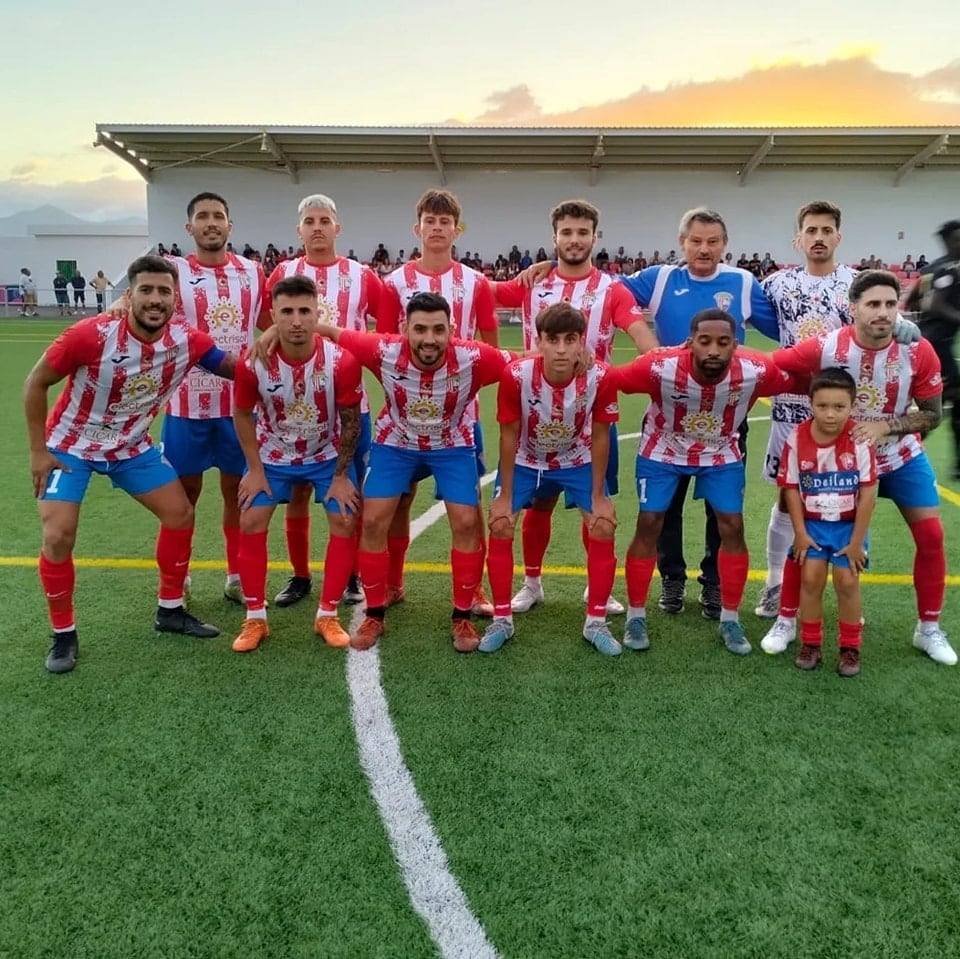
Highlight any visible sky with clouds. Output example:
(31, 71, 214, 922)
(5, 0, 958, 220)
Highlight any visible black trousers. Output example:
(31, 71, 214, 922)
(921, 322, 959, 463)
(656, 420, 749, 586)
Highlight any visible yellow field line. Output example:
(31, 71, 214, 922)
(0, 555, 957, 586)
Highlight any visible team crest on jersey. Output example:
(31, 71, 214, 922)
(450, 283, 465, 303)
(574, 393, 588, 412)
(317, 298, 340, 324)
(312, 370, 327, 391)
(797, 317, 828, 340)
(883, 360, 901, 381)
(713, 292, 733, 311)
(237, 272, 251, 291)
(800, 460, 815, 470)
(206, 298, 240, 332)
(535, 422, 573, 452)
(681, 411, 720, 438)
(580, 293, 597, 310)
(444, 375, 460, 393)
(839, 452, 855, 469)
(338, 274, 352, 292)
(855, 382, 884, 413)
(726, 389, 742, 408)
(109, 372, 159, 414)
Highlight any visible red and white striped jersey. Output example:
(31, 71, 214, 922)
(338, 329, 510, 450)
(233, 336, 362, 466)
(498, 356, 619, 470)
(773, 328, 943, 474)
(45, 315, 218, 460)
(264, 255, 381, 413)
(165, 252, 265, 419)
(777, 418, 877, 521)
(496, 267, 644, 361)
(377, 261, 497, 339)
(610, 346, 793, 466)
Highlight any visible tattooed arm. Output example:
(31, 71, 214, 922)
(852, 395, 942, 445)
(324, 402, 362, 515)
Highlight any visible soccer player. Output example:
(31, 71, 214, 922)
(376, 189, 499, 616)
(778, 368, 877, 677)
(521, 207, 780, 619)
(765, 270, 954, 666)
(492, 198, 657, 617)
(906, 219, 960, 480)
(607, 308, 794, 656)
(24, 255, 236, 674)
(480, 302, 621, 655)
(231, 275, 364, 653)
(161, 192, 269, 604)
(316, 291, 513, 653)
(753, 201, 859, 618)
(263, 193, 383, 608)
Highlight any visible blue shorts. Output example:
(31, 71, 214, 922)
(635, 457, 745, 514)
(789, 518, 870, 570)
(562, 422, 618, 507)
(365, 444, 480, 506)
(877, 452, 940, 508)
(161, 415, 245, 477)
(40, 446, 178, 503)
(249, 460, 359, 513)
(502, 463, 598, 514)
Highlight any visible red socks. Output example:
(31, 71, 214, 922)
(779, 556, 801, 618)
(319, 535, 357, 612)
(909, 517, 945, 622)
(451, 548, 484, 612)
(39, 553, 75, 631)
(718, 549, 749, 612)
(359, 549, 390, 609)
(387, 535, 410, 591)
(625, 555, 657, 608)
(487, 536, 516, 618)
(156, 526, 193, 602)
(521, 509, 552, 578)
(284, 515, 311, 579)
(586, 537, 616, 617)
(237, 530, 268, 611)
(222, 524, 241, 578)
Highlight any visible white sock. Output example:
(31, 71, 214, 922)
(720, 609, 738, 623)
(775, 615, 796, 628)
(524, 575, 542, 591)
(765, 504, 794, 589)
(158, 597, 184, 609)
(585, 614, 606, 628)
(627, 605, 647, 621)
(225, 573, 240, 586)
(246, 607, 268, 621)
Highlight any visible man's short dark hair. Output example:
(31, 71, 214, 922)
(186, 191, 230, 219)
(689, 307, 736, 336)
(271, 275, 317, 301)
(127, 254, 178, 287)
(848, 269, 900, 302)
(536, 302, 587, 337)
(936, 219, 960, 239)
(810, 366, 856, 402)
(797, 200, 842, 231)
(405, 291, 450, 321)
(550, 199, 600, 233)
(415, 189, 461, 225)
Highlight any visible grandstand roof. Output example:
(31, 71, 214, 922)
(94, 124, 960, 187)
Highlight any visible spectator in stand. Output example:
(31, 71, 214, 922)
(89, 270, 113, 312)
(519, 249, 533, 270)
(227, 242, 235, 254)
(157, 242, 168, 256)
(636, 251, 648, 269)
(737, 252, 749, 269)
(461, 250, 473, 265)
(748, 253, 762, 277)
(902, 254, 916, 272)
(170, 243, 182, 257)
(409, 247, 420, 260)
(724, 252, 733, 265)
(347, 248, 358, 261)
(917, 253, 928, 269)
(760, 252, 775, 272)
(535, 246, 549, 262)
(70, 270, 87, 312)
(19, 268, 39, 316)
(595, 247, 610, 268)
(53, 271, 70, 316)
(242, 243, 255, 257)
(371, 243, 390, 266)
(650, 250, 662, 265)
(857, 257, 869, 270)
(665, 249, 678, 264)
(508, 244, 522, 266)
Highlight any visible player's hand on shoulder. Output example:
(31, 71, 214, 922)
(516, 261, 552, 288)
(249, 326, 279, 366)
(106, 290, 130, 319)
(892, 314, 921, 345)
(851, 420, 890, 446)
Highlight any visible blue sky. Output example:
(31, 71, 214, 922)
(4, 0, 958, 219)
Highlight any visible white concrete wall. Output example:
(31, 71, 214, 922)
(1, 233, 149, 303)
(147, 166, 959, 270)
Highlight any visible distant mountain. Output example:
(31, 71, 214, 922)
(0, 205, 145, 237)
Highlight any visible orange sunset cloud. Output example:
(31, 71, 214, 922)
(466, 55, 960, 127)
